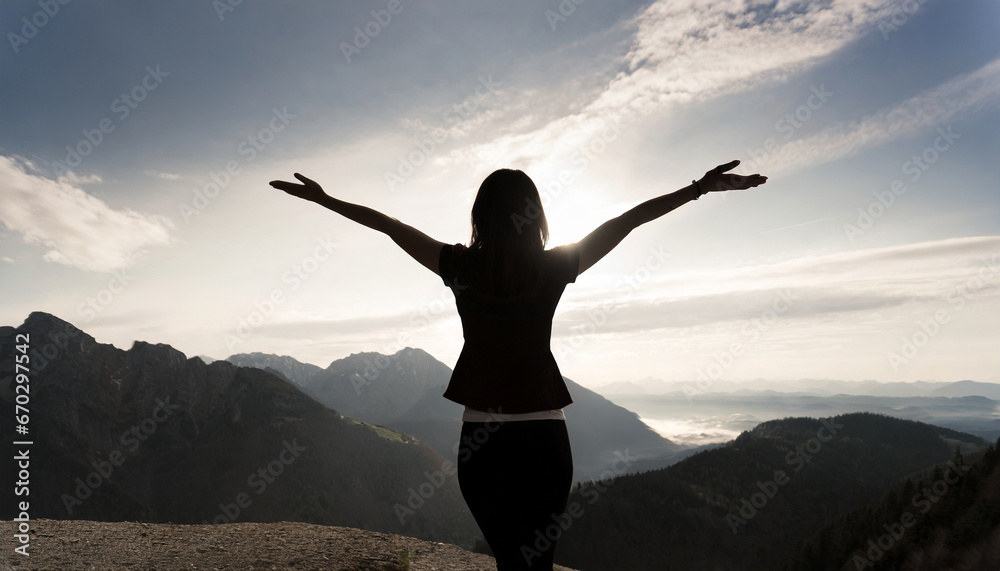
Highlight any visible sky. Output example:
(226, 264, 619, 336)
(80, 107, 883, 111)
(1, 0, 999, 393)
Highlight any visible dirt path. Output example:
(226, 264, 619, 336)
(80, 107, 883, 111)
(0, 519, 578, 570)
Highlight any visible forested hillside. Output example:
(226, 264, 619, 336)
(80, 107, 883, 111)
(554, 413, 987, 570)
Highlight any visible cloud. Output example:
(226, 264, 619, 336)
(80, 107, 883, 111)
(598, 0, 895, 113)
(59, 170, 103, 185)
(0, 154, 174, 272)
(145, 170, 181, 180)
(761, 57, 1000, 173)
(234, 236, 999, 344)
(439, 0, 899, 171)
(554, 235, 1000, 334)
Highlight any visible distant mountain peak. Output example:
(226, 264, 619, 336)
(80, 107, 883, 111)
(25, 310, 69, 325)
(129, 340, 188, 364)
(21, 311, 88, 337)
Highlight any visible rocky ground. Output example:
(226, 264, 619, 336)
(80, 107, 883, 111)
(0, 519, 578, 571)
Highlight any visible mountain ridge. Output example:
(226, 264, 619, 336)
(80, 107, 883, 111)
(597, 377, 1000, 399)
(1, 312, 478, 546)
(10, 311, 998, 569)
(554, 412, 990, 570)
(226, 348, 686, 481)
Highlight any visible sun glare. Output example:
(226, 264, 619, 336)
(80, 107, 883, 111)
(543, 182, 614, 247)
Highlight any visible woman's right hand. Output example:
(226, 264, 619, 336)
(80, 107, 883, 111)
(698, 160, 767, 193)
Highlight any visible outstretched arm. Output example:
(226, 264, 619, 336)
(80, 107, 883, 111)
(269, 173, 445, 274)
(576, 160, 766, 274)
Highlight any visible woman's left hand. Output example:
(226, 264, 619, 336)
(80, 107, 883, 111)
(698, 160, 767, 193)
(269, 173, 328, 203)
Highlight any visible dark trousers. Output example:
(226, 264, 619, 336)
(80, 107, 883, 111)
(458, 419, 574, 570)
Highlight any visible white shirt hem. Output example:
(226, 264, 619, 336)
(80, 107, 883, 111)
(462, 406, 565, 422)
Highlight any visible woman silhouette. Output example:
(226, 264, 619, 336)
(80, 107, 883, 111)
(270, 161, 766, 570)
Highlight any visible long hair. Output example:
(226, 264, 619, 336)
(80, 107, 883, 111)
(465, 169, 549, 297)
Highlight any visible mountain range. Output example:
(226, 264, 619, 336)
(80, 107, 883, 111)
(555, 413, 998, 570)
(226, 349, 685, 481)
(599, 377, 1000, 399)
(0, 311, 683, 548)
(4, 311, 998, 569)
(0, 312, 475, 545)
(607, 390, 1000, 446)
